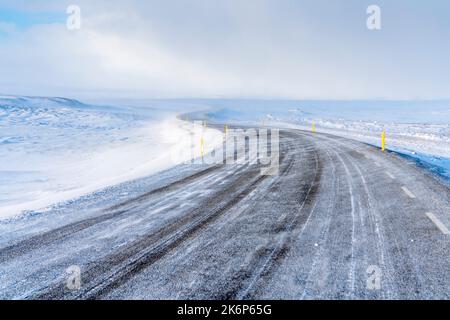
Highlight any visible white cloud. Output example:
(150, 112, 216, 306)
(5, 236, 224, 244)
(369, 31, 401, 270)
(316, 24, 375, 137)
(1, 0, 450, 99)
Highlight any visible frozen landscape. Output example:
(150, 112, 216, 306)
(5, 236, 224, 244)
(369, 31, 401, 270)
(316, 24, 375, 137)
(2, 0, 450, 304)
(0, 96, 222, 219)
(2, 96, 450, 300)
(2, 97, 450, 299)
(2, 96, 450, 220)
(204, 99, 450, 182)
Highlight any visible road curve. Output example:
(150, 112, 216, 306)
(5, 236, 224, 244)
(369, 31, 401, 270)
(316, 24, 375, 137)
(1, 128, 450, 299)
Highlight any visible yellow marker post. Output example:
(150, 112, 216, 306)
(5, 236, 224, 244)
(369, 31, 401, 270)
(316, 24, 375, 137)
(312, 122, 316, 133)
(381, 130, 386, 152)
(200, 137, 205, 159)
(224, 125, 228, 136)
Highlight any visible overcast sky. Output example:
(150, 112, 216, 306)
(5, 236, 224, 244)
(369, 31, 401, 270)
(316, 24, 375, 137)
(1, 0, 450, 100)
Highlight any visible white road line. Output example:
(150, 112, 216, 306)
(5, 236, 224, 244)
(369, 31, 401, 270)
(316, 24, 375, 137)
(374, 162, 381, 167)
(385, 171, 395, 179)
(364, 154, 370, 159)
(401, 186, 416, 199)
(426, 212, 450, 235)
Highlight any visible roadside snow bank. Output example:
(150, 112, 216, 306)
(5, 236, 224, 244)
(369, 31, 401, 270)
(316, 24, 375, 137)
(0, 97, 222, 219)
(205, 100, 450, 180)
(272, 118, 450, 159)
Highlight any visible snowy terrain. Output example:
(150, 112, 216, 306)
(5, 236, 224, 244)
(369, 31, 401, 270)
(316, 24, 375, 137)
(0, 96, 222, 219)
(2, 96, 450, 220)
(203, 100, 450, 182)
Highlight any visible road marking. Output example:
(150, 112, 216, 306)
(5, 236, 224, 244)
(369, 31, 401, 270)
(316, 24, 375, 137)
(426, 212, 450, 235)
(385, 171, 395, 179)
(401, 186, 416, 198)
(374, 161, 381, 167)
(364, 154, 371, 159)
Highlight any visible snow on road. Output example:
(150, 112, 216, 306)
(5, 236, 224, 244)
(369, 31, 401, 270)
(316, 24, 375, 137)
(1, 97, 450, 299)
(3, 96, 450, 219)
(2, 129, 449, 299)
(204, 99, 450, 182)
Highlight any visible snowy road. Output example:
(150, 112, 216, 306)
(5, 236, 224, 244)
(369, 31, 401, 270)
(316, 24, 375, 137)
(1, 127, 450, 299)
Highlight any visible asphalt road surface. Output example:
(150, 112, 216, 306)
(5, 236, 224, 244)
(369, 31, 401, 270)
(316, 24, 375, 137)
(1, 127, 450, 299)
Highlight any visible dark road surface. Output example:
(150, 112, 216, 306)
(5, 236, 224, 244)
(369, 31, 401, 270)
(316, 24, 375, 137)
(1, 127, 450, 299)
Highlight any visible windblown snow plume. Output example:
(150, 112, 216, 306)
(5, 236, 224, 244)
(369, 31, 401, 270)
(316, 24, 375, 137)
(0, 96, 221, 219)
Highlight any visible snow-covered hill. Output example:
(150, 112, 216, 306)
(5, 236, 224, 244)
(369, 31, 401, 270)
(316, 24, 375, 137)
(0, 96, 221, 219)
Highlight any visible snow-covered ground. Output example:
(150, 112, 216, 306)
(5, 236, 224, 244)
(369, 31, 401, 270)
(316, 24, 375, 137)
(2, 97, 450, 220)
(204, 100, 450, 182)
(0, 96, 222, 219)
